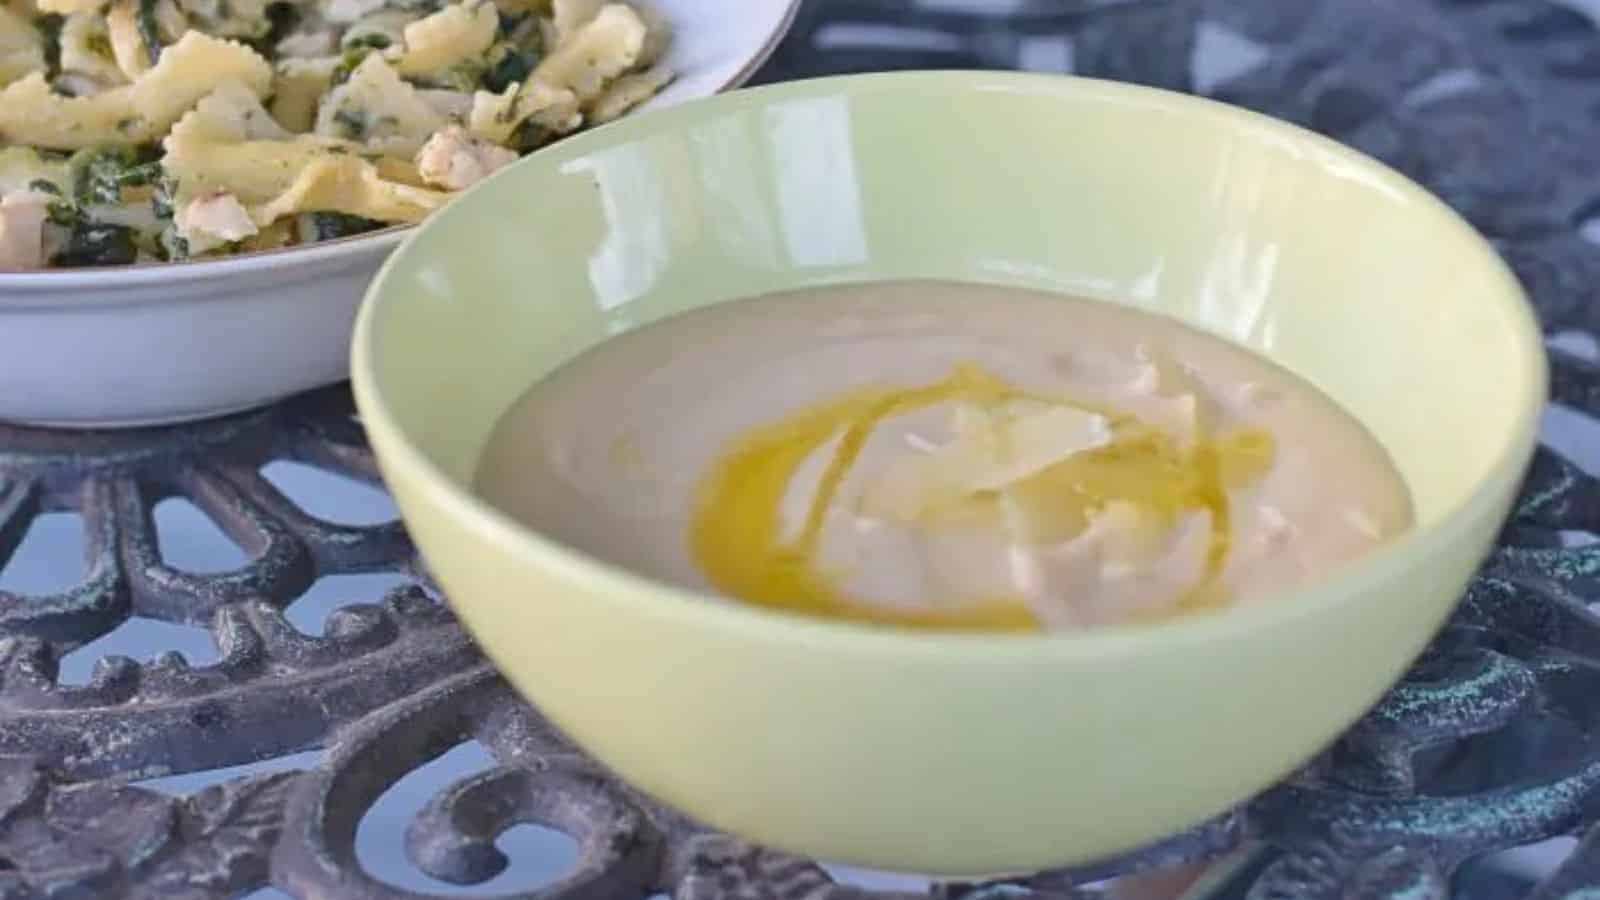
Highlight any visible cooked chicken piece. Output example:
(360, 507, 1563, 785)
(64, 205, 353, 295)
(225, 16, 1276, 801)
(415, 125, 518, 191)
(0, 189, 51, 269)
(178, 191, 258, 251)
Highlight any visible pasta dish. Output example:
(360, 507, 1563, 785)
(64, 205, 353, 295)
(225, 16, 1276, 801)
(0, 0, 671, 269)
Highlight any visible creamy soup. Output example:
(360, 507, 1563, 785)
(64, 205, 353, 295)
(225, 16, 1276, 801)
(475, 281, 1414, 632)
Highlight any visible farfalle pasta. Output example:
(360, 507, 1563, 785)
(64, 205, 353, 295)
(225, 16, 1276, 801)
(0, 0, 671, 268)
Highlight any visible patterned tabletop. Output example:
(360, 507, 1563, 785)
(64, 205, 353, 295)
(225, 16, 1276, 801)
(0, 1, 1598, 898)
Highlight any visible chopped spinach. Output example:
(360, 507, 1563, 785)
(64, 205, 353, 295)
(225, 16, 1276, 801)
(330, 107, 369, 140)
(259, 1, 298, 49)
(158, 226, 190, 260)
(151, 174, 178, 220)
(123, 161, 161, 188)
(330, 46, 374, 86)
(303, 212, 384, 241)
(496, 10, 526, 39)
(510, 118, 553, 154)
(27, 180, 61, 196)
(242, 2, 301, 56)
(388, 0, 443, 13)
(52, 223, 139, 267)
(423, 59, 485, 92)
(241, 4, 296, 54)
(35, 14, 63, 75)
(483, 44, 538, 94)
(136, 0, 163, 64)
(341, 9, 408, 54)
(500, 5, 543, 42)
(68, 145, 161, 206)
(45, 198, 79, 227)
(326, 105, 401, 144)
(343, 32, 390, 50)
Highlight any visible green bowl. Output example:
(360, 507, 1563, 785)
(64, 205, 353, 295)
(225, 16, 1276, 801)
(351, 71, 1546, 875)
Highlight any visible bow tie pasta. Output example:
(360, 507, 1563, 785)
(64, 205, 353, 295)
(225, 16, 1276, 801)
(0, 0, 672, 268)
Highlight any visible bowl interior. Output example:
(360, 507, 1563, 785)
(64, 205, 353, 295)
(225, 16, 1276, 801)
(362, 72, 1542, 559)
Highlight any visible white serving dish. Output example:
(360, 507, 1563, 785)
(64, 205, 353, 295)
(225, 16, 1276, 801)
(0, 0, 802, 428)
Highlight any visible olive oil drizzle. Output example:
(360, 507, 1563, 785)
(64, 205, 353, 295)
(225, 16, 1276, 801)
(690, 365, 1273, 631)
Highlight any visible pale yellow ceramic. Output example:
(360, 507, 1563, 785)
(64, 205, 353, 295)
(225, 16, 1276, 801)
(351, 72, 1547, 875)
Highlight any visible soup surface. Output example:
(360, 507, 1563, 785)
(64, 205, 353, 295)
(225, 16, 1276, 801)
(475, 281, 1413, 631)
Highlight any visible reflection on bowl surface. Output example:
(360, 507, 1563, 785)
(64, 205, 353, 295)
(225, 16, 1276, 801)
(353, 72, 1546, 874)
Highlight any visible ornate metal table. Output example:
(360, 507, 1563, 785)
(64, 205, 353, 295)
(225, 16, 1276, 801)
(2, 0, 1598, 897)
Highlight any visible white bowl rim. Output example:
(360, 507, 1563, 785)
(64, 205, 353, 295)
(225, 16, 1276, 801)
(354, 69, 1549, 660)
(0, 226, 411, 297)
(0, 0, 804, 303)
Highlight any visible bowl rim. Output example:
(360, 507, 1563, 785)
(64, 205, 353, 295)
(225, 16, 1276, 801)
(0, 0, 804, 300)
(352, 69, 1549, 659)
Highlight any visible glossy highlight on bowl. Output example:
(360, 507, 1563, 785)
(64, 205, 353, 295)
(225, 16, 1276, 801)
(351, 72, 1546, 874)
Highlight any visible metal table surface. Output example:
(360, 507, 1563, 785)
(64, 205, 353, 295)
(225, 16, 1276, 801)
(1, 0, 1598, 897)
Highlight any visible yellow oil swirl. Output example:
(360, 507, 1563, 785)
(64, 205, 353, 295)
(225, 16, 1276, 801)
(690, 365, 1274, 631)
